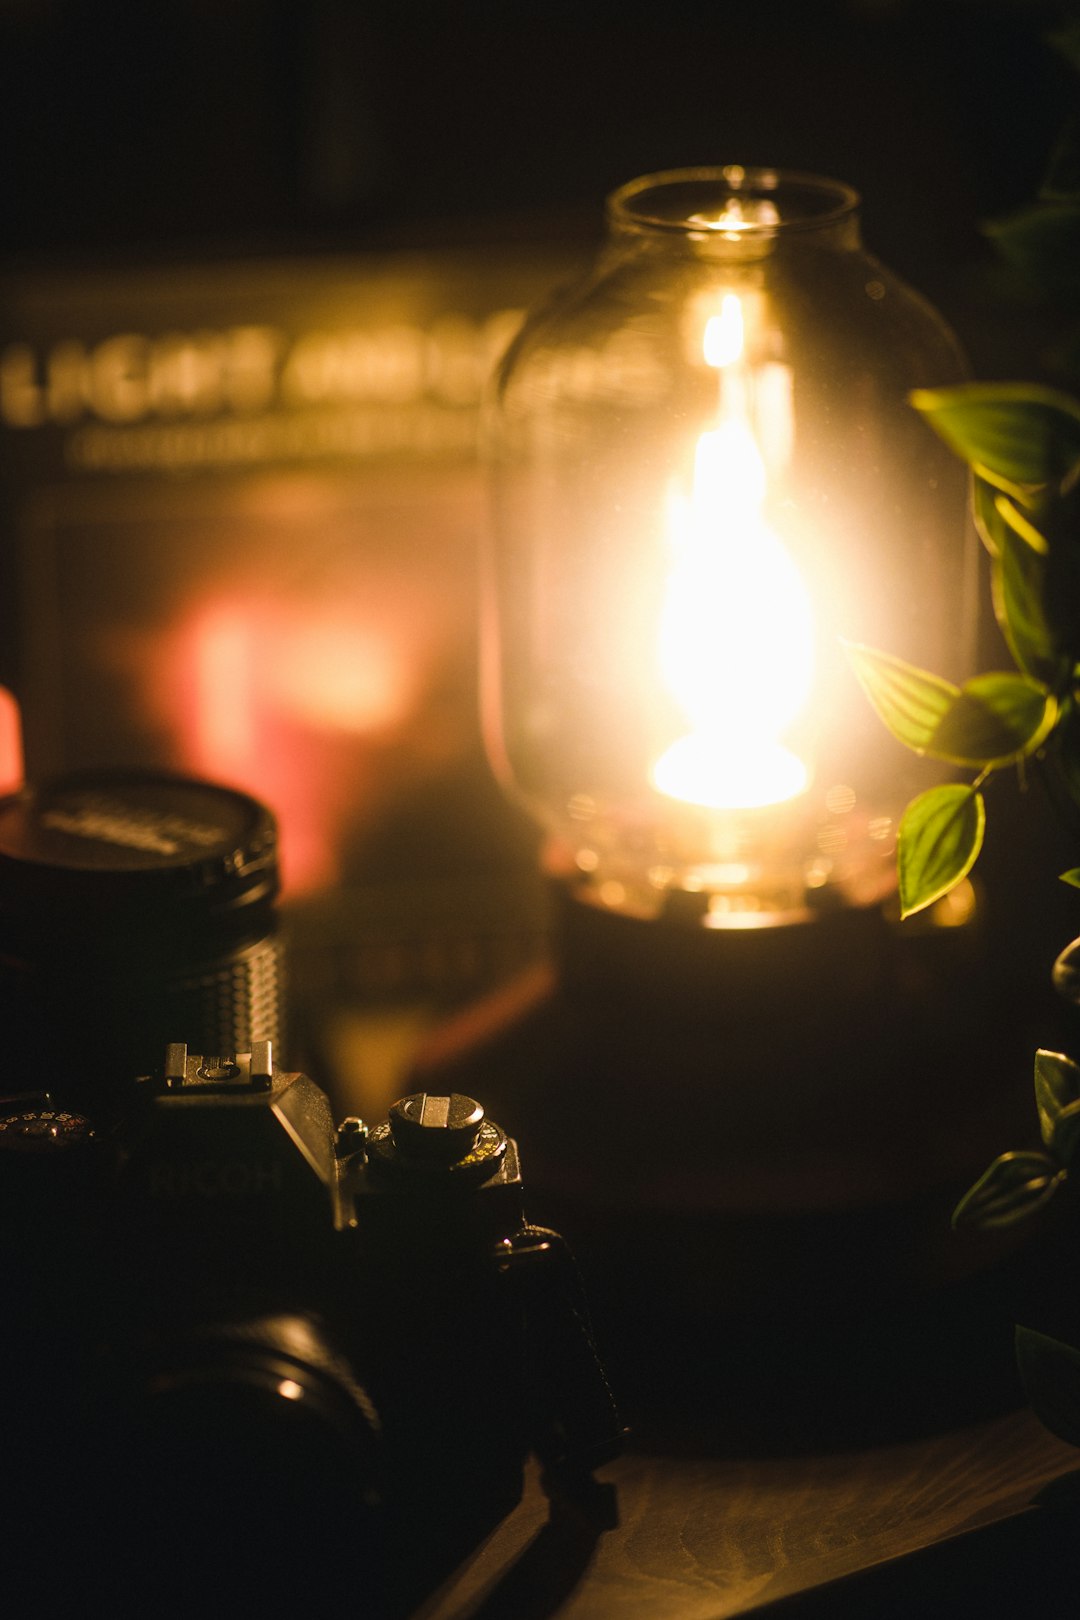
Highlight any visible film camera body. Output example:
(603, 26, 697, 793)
(3, 1045, 621, 1612)
(0, 774, 620, 1612)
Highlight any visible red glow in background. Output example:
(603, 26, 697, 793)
(74, 470, 483, 895)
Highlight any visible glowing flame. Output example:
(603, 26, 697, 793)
(703, 294, 745, 367)
(651, 295, 814, 810)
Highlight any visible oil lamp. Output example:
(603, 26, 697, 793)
(418, 170, 1020, 1439)
(484, 167, 976, 930)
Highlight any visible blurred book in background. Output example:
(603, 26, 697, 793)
(0, 248, 578, 1108)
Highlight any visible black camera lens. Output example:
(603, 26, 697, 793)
(116, 1313, 383, 1605)
(137, 1312, 381, 1494)
(0, 769, 280, 1117)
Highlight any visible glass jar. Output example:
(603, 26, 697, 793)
(485, 167, 977, 926)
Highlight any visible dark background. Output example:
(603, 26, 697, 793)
(3, 0, 1077, 945)
(2, 0, 1075, 306)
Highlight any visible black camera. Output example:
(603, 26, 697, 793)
(1, 1044, 621, 1614)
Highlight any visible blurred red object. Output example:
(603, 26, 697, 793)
(0, 687, 25, 796)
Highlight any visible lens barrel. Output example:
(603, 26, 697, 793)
(0, 769, 281, 1116)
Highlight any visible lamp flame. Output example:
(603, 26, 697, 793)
(652, 295, 814, 810)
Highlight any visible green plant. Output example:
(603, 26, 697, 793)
(846, 0, 1080, 1449)
(849, 375, 1080, 1211)
(847, 382, 1080, 929)
(847, 374, 1080, 1438)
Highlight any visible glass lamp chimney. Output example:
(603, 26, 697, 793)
(485, 168, 976, 927)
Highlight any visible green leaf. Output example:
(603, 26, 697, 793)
(994, 491, 1050, 556)
(1034, 1049, 1080, 1163)
(991, 551, 1060, 684)
(1061, 869, 1080, 888)
(989, 493, 1068, 685)
(1016, 1327, 1080, 1448)
(926, 673, 1057, 768)
(951, 1150, 1064, 1231)
(1054, 933, 1080, 1006)
(984, 205, 1080, 298)
(911, 383, 1080, 496)
(844, 643, 957, 755)
(847, 642, 1058, 767)
(898, 784, 985, 919)
(973, 474, 1008, 558)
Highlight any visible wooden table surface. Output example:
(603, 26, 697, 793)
(416, 1408, 1079, 1620)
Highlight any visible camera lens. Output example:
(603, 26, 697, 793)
(0, 769, 280, 1118)
(139, 1316, 380, 1491)
(117, 1313, 383, 1603)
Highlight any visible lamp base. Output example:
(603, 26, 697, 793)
(411, 886, 1046, 1448)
